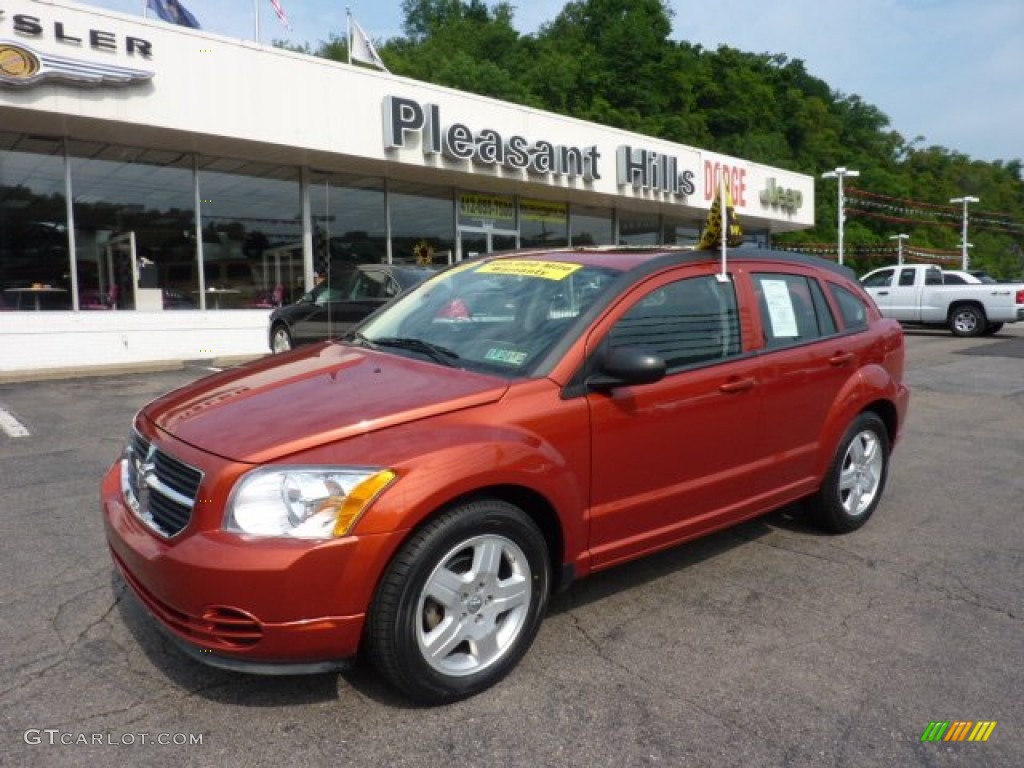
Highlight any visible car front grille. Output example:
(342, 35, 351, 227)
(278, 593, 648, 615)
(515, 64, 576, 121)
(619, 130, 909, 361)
(122, 430, 203, 538)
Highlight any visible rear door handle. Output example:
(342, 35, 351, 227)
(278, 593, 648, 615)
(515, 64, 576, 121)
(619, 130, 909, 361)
(829, 351, 855, 367)
(719, 377, 757, 394)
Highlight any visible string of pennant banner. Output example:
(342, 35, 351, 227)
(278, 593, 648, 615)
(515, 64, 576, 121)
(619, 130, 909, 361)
(846, 187, 1024, 235)
(773, 242, 961, 264)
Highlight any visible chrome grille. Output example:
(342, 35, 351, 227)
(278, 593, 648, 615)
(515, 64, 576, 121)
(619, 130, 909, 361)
(122, 430, 203, 538)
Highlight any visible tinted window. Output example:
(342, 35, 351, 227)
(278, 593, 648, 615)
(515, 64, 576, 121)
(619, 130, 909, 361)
(753, 273, 832, 347)
(943, 273, 966, 285)
(862, 269, 894, 288)
(609, 275, 741, 369)
(809, 278, 838, 336)
(828, 284, 869, 330)
(898, 269, 916, 286)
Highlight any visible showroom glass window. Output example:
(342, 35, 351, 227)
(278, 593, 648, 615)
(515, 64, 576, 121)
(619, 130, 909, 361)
(520, 198, 568, 248)
(197, 160, 301, 309)
(309, 174, 386, 307)
(662, 217, 700, 247)
(0, 133, 70, 311)
(69, 141, 196, 311)
(389, 181, 455, 266)
(570, 205, 613, 246)
(618, 212, 660, 245)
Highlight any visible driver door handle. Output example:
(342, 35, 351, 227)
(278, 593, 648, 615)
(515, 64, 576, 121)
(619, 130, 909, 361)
(719, 377, 757, 394)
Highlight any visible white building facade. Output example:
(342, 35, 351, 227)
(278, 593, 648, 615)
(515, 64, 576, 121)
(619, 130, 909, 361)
(0, 0, 815, 377)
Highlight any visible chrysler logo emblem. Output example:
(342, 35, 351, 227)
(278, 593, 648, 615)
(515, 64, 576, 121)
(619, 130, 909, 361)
(0, 40, 152, 88)
(0, 43, 40, 79)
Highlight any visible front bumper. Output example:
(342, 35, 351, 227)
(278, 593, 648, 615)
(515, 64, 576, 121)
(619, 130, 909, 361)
(102, 463, 401, 672)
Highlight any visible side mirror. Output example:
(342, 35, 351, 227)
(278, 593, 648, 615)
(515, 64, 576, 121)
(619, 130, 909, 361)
(587, 345, 666, 391)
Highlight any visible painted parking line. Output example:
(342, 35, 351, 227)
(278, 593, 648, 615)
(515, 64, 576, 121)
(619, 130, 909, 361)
(0, 406, 30, 438)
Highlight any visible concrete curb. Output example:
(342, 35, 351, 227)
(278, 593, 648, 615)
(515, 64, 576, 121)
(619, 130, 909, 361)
(0, 355, 264, 384)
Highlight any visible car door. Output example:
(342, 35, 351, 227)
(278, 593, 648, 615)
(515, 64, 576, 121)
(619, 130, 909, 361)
(292, 284, 345, 343)
(747, 268, 863, 494)
(884, 267, 924, 321)
(314, 268, 395, 336)
(585, 268, 763, 568)
(861, 267, 896, 313)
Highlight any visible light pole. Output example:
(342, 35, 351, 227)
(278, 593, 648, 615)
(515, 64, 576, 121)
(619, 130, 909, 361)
(950, 195, 979, 270)
(889, 233, 909, 264)
(822, 167, 859, 265)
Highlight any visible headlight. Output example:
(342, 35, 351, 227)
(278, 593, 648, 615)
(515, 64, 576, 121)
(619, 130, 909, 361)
(226, 467, 396, 539)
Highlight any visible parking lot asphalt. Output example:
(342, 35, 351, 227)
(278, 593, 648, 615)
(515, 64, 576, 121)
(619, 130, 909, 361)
(1, 327, 1022, 768)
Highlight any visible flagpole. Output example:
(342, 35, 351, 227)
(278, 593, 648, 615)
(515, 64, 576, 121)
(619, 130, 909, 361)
(142, 0, 147, 18)
(347, 7, 352, 65)
(254, 0, 261, 43)
(719, 173, 728, 279)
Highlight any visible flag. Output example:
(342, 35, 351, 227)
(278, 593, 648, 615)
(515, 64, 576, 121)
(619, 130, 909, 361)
(146, 0, 200, 29)
(349, 15, 389, 72)
(270, 0, 291, 30)
(698, 178, 744, 250)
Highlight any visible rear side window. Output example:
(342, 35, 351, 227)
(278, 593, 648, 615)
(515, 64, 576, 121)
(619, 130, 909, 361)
(753, 273, 835, 347)
(898, 269, 917, 286)
(828, 284, 869, 330)
(609, 275, 741, 370)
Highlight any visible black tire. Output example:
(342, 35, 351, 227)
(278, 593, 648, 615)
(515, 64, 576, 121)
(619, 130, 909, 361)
(948, 304, 987, 337)
(270, 323, 293, 353)
(811, 412, 890, 534)
(367, 499, 551, 704)
(982, 322, 1004, 336)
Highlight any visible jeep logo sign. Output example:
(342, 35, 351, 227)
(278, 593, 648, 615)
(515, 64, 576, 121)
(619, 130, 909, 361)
(760, 178, 803, 213)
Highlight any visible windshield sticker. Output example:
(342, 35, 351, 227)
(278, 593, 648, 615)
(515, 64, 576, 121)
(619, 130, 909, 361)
(484, 347, 528, 366)
(477, 260, 583, 281)
(761, 280, 798, 337)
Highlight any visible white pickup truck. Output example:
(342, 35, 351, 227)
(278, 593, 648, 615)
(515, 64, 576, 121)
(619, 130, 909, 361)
(861, 263, 1024, 337)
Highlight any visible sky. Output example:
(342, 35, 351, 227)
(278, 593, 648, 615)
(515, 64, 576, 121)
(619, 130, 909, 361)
(74, 0, 1024, 165)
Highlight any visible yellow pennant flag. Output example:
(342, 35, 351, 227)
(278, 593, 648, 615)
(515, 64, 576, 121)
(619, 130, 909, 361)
(698, 180, 744, 250)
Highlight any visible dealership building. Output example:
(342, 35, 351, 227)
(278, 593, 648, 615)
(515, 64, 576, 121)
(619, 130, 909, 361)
(0, 0, 814, 378)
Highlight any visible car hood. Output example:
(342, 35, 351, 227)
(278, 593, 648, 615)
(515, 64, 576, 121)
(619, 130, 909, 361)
(143, 343, 508, 463)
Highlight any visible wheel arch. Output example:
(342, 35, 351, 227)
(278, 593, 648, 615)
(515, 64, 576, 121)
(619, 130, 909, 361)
(814, 367, 902, 479)
(946, 300, 988, 334)
(861, 398, 898, 447)
(393, 483, 568, 593)
(946, 299, 987, 321)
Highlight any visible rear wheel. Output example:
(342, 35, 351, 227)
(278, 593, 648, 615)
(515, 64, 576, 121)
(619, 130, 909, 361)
(367, 499, 550, 704)
(811, 412, 890, 534)
(949, 304, 986, 337)
(270, 324, 293, 353)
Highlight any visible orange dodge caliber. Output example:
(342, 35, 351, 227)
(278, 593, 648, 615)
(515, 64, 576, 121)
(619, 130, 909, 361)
(102, 247, 910, 704)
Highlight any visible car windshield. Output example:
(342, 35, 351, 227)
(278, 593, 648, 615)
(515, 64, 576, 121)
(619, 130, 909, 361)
(352, 258, 621, 377)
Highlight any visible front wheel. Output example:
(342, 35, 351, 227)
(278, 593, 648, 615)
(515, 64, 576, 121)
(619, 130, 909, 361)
(270, 324, 293, 353)
(949, 304, 986, 337)
(367, 499, 551, 704)
(811, 412, 890, 534)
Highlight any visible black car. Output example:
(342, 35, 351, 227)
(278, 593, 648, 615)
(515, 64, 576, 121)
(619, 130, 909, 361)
(268, 263, 439, 352)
